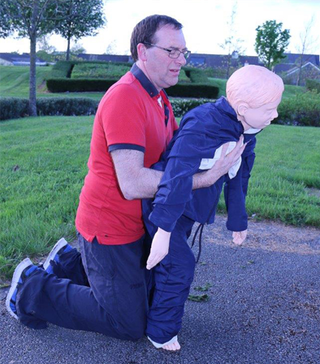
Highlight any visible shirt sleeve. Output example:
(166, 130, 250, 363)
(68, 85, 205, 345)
(224, 134, 257, 232)
(98, 83, 147, 150)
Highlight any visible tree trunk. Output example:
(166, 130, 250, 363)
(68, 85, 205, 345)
(66, 36, 71, 61)
(29, 34, 37, 117)
(296, 55, 304, 86)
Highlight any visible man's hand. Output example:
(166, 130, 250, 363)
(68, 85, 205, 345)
(146, 228, 171, 270)
(232, 230, 247, 245)
(193, 136, 246, 189)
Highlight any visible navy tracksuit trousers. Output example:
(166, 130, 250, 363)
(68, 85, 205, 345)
(16, 234, 149, 341)
(16, 220, 196, 343)
(146, 214, 196, 343)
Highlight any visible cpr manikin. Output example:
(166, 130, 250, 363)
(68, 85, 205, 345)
(143, 65, 284, 351)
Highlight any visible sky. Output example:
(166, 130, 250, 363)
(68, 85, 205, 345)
(0, 0, 319, 57)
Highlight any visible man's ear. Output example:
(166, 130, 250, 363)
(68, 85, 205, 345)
(237, 103, 249, 117)
(137, 43, 147, 61)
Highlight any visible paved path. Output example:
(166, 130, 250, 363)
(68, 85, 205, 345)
(1, 216, 319, 364)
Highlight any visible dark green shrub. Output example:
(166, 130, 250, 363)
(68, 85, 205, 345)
(71, 63, 131, 79)
(0, 97, 99, 121)
(306, 79, 320, 93)
(170, 98, 213, 117)
(51, 61, 76, 78)
(166, 84, 219, 98)
(276, 91, 320, 127)
(0, 98, 29, 120)
(183, 67, 208, 83)
(37, 98, 99, 116)
(46, 78, 117, 92)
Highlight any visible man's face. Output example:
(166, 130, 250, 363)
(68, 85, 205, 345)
(242, 94, 282, 130)
(143, 25, 187, 91)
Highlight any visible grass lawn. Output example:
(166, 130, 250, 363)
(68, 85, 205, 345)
(1, 116, 319, 280)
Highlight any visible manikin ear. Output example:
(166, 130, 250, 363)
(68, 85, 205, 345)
(237, 103, 249, 118)
(137, 43, 148, 62)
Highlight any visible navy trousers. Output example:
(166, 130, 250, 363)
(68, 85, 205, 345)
(16, 234, 149, 341)
(146, 215, 196, 344)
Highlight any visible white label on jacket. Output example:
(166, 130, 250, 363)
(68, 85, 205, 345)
(199, 141, 242, 179)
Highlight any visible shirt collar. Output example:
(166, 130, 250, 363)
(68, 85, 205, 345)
(130, 63, 160, 98)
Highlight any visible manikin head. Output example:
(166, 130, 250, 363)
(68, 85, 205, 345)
(226, 65, 284, 131)
(130, 15, 188, 91)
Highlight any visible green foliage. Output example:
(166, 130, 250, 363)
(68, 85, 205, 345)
(170, 98, 213, 117)
(0, 98, 29, 120)
(51, 61, 75, 78)
(0, 97, 98, 121)
(0, 1, 59, 38)
(255, 20, 291, 69)
(53, 0, 105, 60)
(183, 67, 209, 83)
(71, 62, 131, 79)
(306, 79, 320, 93)
(276, 91, 320, 127)
(46, 78, 117, 92)
(167, 84, 219, 99)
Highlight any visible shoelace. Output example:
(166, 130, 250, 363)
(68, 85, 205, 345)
(191, 223, 205, 263)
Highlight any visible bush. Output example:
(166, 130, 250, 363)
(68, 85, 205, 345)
(71, 63, 131, 79)
(166, 84, 219, 98)
(46, 78, 117, 92)
(276, 91, 320, 127)
(51, 61, 76, 78)
(37, 98, 99, 116)
(0, 97, 99, 121)
(170, 98, 214, 117)
(183, 67, 209, 83)
(0, 98, 29, 120)
(306, 79, 320, 93)
(47, 78, 219, 98)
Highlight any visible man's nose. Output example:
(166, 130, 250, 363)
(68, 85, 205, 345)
(175, 52, 187, 66)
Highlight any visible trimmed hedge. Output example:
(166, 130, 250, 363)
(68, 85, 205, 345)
(2, 92, 319, 127)
(167, 84, 219, 99)
(306, 79, 320, 93)
(47, 61, 218, 98)
(0, 97, 99, 121)
(51, 61, 75, 78)
(183, 67, 209, 83)
(47, 78, 117, 92)
(170, 98, 213, 117)
(46, 78, 219, 98)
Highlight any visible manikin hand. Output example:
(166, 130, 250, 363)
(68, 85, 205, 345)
(232, 230, 247, 245)
(146, 228, 171, 270)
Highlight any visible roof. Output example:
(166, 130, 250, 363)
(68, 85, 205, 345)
(0, 52, 47, 65)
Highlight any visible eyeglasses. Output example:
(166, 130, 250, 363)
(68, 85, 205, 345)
(143, 42, 191, 59)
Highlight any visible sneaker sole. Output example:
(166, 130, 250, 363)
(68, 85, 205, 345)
(43, 237, 68, 271)
(6, 257, 33, 320)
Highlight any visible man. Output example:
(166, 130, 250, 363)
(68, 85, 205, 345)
(6, 15, 244, 345)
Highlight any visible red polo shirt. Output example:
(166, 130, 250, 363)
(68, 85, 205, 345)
(75, 64, 178, 245)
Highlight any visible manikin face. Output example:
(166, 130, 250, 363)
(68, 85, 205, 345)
(138, 25, 187, 91)
(241, 94, 282, 131)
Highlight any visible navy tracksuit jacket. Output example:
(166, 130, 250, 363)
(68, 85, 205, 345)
(143, 97, 259, 344)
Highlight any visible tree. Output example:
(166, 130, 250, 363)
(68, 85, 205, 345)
(0, 4, 12, 38)
(219, 2, 246, 78)
(255, 20, 291, 70)
(295, 16, 319, 86)
(0, 0, 61, 116)
(54, 0, 105, 61)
